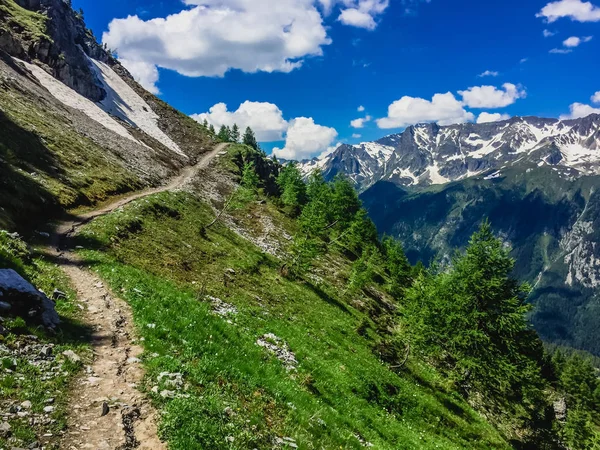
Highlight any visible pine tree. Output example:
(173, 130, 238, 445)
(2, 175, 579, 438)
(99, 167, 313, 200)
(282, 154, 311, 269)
(218, 125, 231, 142)
(230, 124, 240, 143)
(382, 236, 413, 297)
(209, 124, 216, 134)
(243, 126, 259, 150)
(276, 163, 307, 216)
(331, 175, 361, 227)
(403, 222, 546, 402)
(202, 119, 209, 128)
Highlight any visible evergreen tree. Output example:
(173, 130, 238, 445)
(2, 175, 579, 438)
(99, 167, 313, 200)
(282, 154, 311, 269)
(563, 407, 594, 450)
(230, 123, 240, 143)
(560, 354, 599, 409)
(331, 175, 361, 226)
(403, 222, 546, 403)
(209, 124, 216, 134)
(233, 162, 260, 206)
(306, 170, 331, 203)
(241, 162, 260, 192)
(382, 236, 413, 297)
(218, 125, 231, 142)
(347, 246, 382, 294)
(339, 209, 378, 255)
(243, 126, 259, 150)
(202, 119, 209, 128)
(276, 163, 307, 216)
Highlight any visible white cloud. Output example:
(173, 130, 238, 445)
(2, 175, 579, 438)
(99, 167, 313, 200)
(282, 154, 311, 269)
(560, 102, 600, 119)
(563, 35, 593, 46)
(337, 0, 390, 30)
(377, 92, 475, 129)
(350, 115, 372, 128)
(476, 112, 511, 124)
(592, 91, 600, 103)
(352, 133, 362, 138)
(191, 101, 288, 141)
(338, 8, 377, 28)
(103, 0, 333, 85)
(550, 47, 573, 53)
(119, 59, 160, 94)
(520, 58, 529, 63)
(459, 83, 526, 109)
(272, 117, 338, 160)
(357, 105, 365, 112)
(543, 29, 557, 37)
(478, 70, 499, 77)
(537, 0, 600, 23)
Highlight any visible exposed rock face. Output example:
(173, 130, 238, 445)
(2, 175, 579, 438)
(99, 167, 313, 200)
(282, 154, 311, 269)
(299, 115, 600, 190)
(3, 0, 114, 101)
(0, 268, 60, 329)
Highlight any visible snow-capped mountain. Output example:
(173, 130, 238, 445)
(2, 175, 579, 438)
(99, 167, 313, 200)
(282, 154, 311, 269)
(299, 115, 600, 190)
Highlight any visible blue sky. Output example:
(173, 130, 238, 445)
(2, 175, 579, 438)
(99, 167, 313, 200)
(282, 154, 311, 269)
(73, 0, 600, 160)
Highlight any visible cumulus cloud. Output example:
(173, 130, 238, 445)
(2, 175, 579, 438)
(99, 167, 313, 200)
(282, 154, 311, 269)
(357, 105, 365, 112)
(103, 0, 334, 88)
(272, 117, 338, 160)
(477, 112, 511, 124)
(377, 93, 475, 129)
(563, 35, 593, 46)
(543, 29, 557, 37)
(459, 83, 526, 109)
(350, 115, 372, 128)
(537, 0, 600, 22)
(560, 102, 600, 119)
(478, 70, 499, 77)
(592, 91, 600, 103)
(191, 101, 288, 141)
(337, 0, 390, 30)
(352, 133, 362, 138)
(119, 58, 160, 94)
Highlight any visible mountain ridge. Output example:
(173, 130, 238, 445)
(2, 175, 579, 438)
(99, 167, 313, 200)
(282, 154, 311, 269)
(299, 114, 600, 191)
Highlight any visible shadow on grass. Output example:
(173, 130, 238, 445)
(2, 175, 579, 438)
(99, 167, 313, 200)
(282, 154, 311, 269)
(304, 281, 352, 316)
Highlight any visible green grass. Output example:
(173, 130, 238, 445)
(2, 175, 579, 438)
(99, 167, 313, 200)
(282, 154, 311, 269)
(0, 0, 49, 41)
(0, 231, 89, 449)
(0, 76, 143, 231)
(76, 191, 510, 449)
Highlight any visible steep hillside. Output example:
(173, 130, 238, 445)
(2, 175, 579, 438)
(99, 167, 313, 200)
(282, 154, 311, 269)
(0, 0, 215, 232)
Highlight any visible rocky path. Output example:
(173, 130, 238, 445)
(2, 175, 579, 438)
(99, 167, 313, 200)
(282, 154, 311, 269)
(52, 143, 228, 449)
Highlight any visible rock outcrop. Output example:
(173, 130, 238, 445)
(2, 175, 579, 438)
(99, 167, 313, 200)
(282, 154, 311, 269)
(0, 268, 60, 329)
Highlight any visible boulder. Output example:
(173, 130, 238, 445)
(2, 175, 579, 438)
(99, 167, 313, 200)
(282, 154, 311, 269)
(0, 269, 60, 329)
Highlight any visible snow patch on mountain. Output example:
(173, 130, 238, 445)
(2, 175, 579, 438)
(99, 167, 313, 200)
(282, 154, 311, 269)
(18, 59, 138, 143)
(89, 59, 185, 157)
(298, 115, 600, 189)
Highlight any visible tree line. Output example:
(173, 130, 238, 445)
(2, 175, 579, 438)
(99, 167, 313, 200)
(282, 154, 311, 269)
(201, 120, 260, 151)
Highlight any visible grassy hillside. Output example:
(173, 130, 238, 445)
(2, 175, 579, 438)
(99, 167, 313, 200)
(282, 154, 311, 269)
(72, 172, 510, 448)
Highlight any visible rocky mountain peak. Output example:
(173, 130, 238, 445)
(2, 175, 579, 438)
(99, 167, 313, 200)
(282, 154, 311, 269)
(299, 114, 600, 190)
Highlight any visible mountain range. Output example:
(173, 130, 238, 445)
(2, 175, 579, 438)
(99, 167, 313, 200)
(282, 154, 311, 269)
(299, 116, 600, 356)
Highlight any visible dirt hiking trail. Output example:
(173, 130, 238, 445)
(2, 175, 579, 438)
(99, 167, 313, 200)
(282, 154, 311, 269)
(51, 143, 228, 449)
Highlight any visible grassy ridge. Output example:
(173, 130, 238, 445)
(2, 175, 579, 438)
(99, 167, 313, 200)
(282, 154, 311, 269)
(76, 191, 509, 449)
